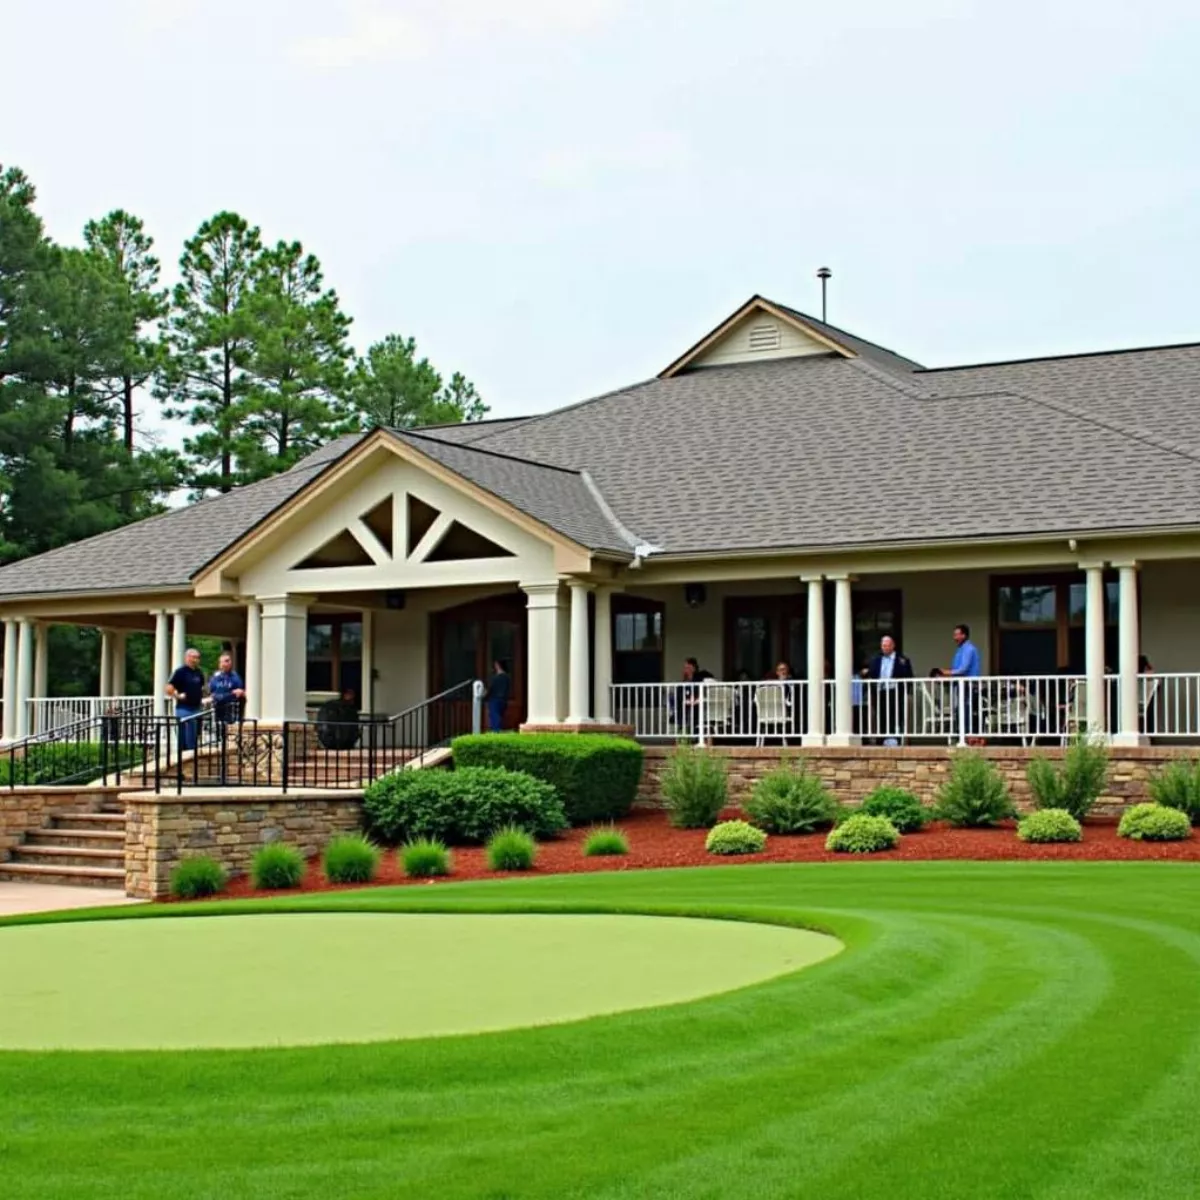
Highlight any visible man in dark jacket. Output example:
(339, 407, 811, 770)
(486, 660, 511, 731)
(864, 635, 914, 745)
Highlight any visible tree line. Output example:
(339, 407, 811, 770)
(0, 163, 487, 566)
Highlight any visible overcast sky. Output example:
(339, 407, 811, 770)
(6, 0, 1200, 431)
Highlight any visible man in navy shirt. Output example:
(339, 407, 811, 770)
(208, 652, 246, 725)
(166, 647, 206, 751)
(485, 659, 511, 731)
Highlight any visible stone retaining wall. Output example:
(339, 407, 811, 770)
(636, 746, 1185, 814)
(122, 789, 364, 900)
(1, 786, 125, 858)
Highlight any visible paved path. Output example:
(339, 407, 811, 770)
(0, 883, 143, 917)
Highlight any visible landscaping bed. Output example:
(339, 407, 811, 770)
(210, 808, 1199, 900)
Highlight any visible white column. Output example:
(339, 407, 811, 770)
(1114, 562, 1142, 746)
(33, 623, 49, 700)
(802, 575, 826, 745)
(15, 619, 34, 740)
(171, 610, 187, 668)
(244, 602, 262, 720)
(259, 596, 310, 723)
(523, 582, 565, 726)
(593, 586, 614, 724)
(111, 632, 127, 698)
(361, 609, 375, 714)
(829, 574, 857, 746)
(153, 610, 171, 717)
(2, 619, 18, 741)
(567, 581, 593, 724)
(1083, 562, 1107, 737)
(99, 629, 114, 699)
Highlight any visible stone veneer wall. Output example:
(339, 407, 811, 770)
(636, 746, 1185, 815)
(123, 790, 364, 900)
(1, 786, 125, 858)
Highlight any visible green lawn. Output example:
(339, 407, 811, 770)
(2, 862, 1199, 1199)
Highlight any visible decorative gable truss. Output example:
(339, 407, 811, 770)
(235, 458, 557, 596)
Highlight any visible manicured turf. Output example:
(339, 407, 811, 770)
(2, 862, 1200, 1198)
(0, 912, 835, 1049)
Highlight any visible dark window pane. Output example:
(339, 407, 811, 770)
(998, 628, 1058, 674)
(615, 612, 662, 652)
(441, 620, 478, 688)
(1068, 581, 1120, 625)
(733, 616, 771, 681)
(306, 661, 334, 692)
(999, 585, 1056, 625)
(339, 620, 363, 659)
(307, 623, 334, 657)
(614, 651, 662, 685)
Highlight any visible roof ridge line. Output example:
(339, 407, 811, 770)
(917, 339, 1200, 373)
(849, 356, 1200, 469)
(397, 428, 583, 475)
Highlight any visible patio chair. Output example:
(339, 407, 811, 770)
(919, 679, 956, 744)
(1060, 680, 1088, 744)
(1139, 677, 1162, 737)
(990, 682, 1034, 747)
(701, 685, 737, 741)
(754, 684, 792, 746)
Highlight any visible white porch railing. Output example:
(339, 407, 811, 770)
(1140, 674, 1200, 739)
(611, 680, 808, 744)
(27, 695, 154, 737)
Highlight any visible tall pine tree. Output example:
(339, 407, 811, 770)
(348, 334, 487, 429)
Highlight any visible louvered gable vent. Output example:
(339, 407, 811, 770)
(747, 321, 782, 352)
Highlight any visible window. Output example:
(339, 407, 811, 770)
(852, 591, 902, 671)
(992, 574, 1120, 674)
(306, 616, 363, 697)
(613, 597, 664, 684)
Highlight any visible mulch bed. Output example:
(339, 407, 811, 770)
(211, 808, 1200, 902)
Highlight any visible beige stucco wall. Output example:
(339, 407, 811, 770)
(1140, 560, 1200, 672)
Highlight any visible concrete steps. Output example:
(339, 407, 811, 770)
(0, 810, 125, 889)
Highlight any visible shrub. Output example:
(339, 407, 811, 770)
(583, 825, 629, 857)
(1017, 808, 1083, 844)
(661, 744, 728, 828)
(1117, 803, 1192, 842)
(1147, 759, 1200, 821)
(251, 842, 306, 890)
(0, 740, 145, 786)
(170, 855, 226, 899)
(401, 838, 452, 878)
(744, 764, 837, 834)
(705, 820, 767, 856)
(322, 833, 381, 884)
(362, 766, 567, 846)
(934, 752, 1017, 827)
(826, 814, 900, 854)
(487, 826, 537, 871)
(861, 786, 929, 833)
(452, 733, 644, 825)
(1026, 739, 1110, 820)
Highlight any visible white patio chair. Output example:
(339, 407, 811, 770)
(1060, 680, 1087, 745)
(702, 685, 737, 740)
(991, 683, 1033, 746)
(754, 684, 791, 746)
(1139, 677, 1162, 737)
(919, 680, 956, 744)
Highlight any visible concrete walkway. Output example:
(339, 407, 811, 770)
(0, 883, 143, 917)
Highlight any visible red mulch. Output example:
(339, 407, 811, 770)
(207, 808, 1200, 902)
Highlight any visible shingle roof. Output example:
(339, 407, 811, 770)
(768, 299, 925, 375)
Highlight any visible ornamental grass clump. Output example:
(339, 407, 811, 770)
(934, 752, 1016, 828)
(401, 838, 452, 878)
(744, 764, 837, 834)
(487, 826, 538, 871)
(169, 855, 226, 900)
(583, 826, 629, 857)
(860, 786, 929, 833)
(1026, 738, 1110, 821)
(1147, 759, 1200, 822)
(322, 834, 381, 884)
(826, 814, 900, 854)
(661, 744, 728, 829)
(1017, 808, 1083, 844)
(1117, 803, 1192, 842)
(251, 842, 306, 890)
(705, 820, 767, 856)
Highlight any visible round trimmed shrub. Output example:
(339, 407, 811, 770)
(451, 733, 643, 825)
(1148, 759, 1200, 821)
(170, 855, 226, 900)
(322, 833, 381, 884)
(861, 786, 928, 833)
(583, 826, 629, 857)
(705, 820, 767, 856)
(1017, 808, 1082, 844)
(401, 838, 452, 878)
(251, 842, 306, 890)
(744, 766, 837, 834)
(934, 752, 1016, 827)
(1118, 803, 1192, 842)
(487, 826, 537, 871)
(363, 766, 567, 846)
(661, 744, 728, 829)
(826, 814, 900, 854)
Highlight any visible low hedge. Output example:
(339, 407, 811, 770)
(826, 814, 900, 854)
(705, 820, 767, 856)
(451, 733, 643, 825)
(1117, 803, 1192, 842)
(1017, 808, 1082, 844)
(363, 766, 567, 846)
(0, 741, 144, 786)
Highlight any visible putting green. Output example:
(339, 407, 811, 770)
(0, 912, 838, 1050)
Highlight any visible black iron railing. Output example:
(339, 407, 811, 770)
(2, 709, 157, 789)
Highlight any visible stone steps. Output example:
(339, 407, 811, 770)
(26, 828, 124, 851)
(0, 809, 126, 889)
(0, 861, 125, 886)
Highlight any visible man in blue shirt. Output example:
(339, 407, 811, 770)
(208, 652, 246, 725)
(947, 623, 982, 741)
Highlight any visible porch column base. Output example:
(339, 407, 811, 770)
(1111, 732, 1148, 748)
(801, 733, 826, 747)
(825, 732, 861, 748)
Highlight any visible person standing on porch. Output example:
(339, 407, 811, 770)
(486, 659, 511, 732)
(208, 652, 246, 725)
(866, 635, 913, 746)
(166, 648, 206, 752)
(946, 623, 983, 743)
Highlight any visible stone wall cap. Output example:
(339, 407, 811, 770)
(119, 787, 363, 804)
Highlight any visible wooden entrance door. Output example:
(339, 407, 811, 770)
(430, 593, 527, 729)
